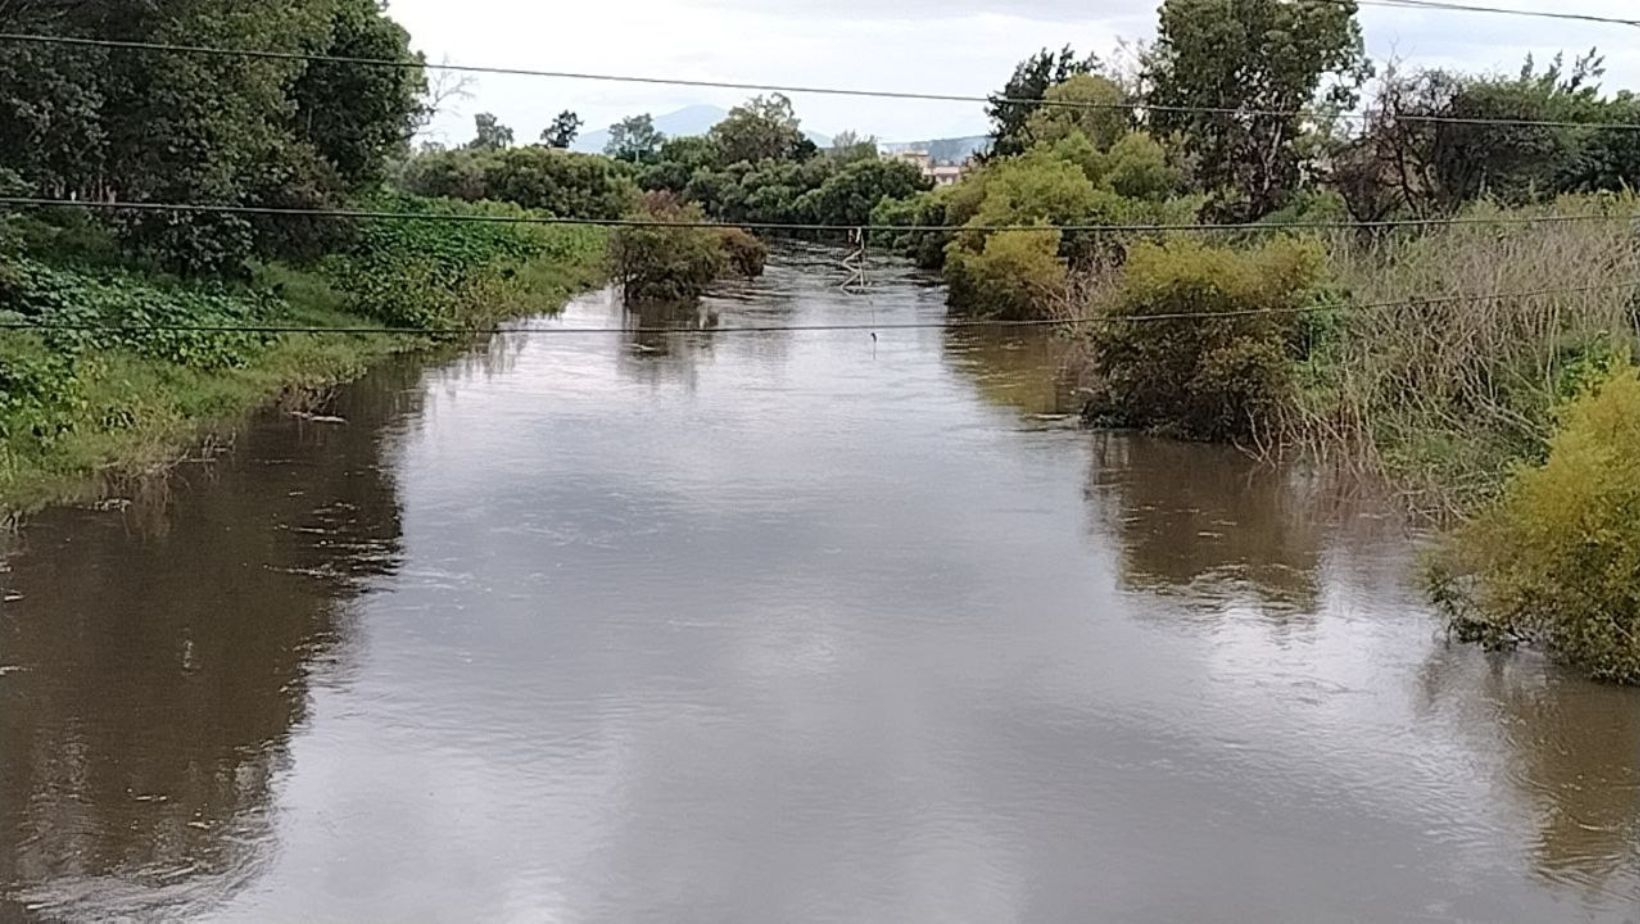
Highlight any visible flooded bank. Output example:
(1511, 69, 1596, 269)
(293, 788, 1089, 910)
(3, 257, 1637, 921)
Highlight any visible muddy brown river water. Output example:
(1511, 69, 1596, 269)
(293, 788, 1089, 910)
(2, 256, 1638, 922)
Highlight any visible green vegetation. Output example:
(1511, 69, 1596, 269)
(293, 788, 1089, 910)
(1146, 0, 1371, 220)
(8, 0, 1640, 679)
(878, 0, 1640, 681)
(398, 145, 639, 219)
(0, 212, 606, 512)
(610, 194, 762, 305)
(1083, 238, 1325, 442)
(0, 0, 610, 511)
(1430, 370, 1640, 683)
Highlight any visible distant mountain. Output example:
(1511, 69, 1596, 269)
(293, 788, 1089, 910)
(880, 135, 991, 165)
(572, 104, 831, 154)
(572, 105, 727, 153)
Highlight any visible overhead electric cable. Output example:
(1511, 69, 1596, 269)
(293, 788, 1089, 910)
(1343, 0, 1640, 28)
(4, 32, 1640, 131)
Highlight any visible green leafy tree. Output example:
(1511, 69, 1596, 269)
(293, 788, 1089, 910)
(541, 110, 582, 149)
(467, 113, 514, 151)
(0, 0, 427, 273)
(289, 0, 426, 187)
(398, 147, 637, 219)
(796, 158, 931, 225)
(480, 147, 638, 219)
(605, 114, 666, 163)
(1021, 74, 1130, 151)
(639, 135, 723, 192)
(1147, 0, 1370, 219)
(710, 94, 809, 165)
(986, 47, 1099, 159)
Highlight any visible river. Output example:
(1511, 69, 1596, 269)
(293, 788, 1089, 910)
(2, 254, 1638, 922)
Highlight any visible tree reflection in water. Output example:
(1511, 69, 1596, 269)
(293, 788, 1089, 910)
(1417, 649, 1640, 908)
(1085, 434, 1331, 615)
(0, 361, 419, 920)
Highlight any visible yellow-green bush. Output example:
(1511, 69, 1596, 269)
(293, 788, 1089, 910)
(1431, 368, 1640, 683)
(1085, 237, 1324, 441)
(944, 229, 1067, 320)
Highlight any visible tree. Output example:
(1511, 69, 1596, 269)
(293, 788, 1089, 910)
(467, 113, 514, 151)
(1330, 52, 1630, 219)
(1146, 0, 1371, 219)
(398, 146, 638, 219)
(541, 110, 582, 149)
(610, 193, 728, 305)
(828, 131, 879, 164)
(1022, 74, 1130, 151)
(639, 135, 723, 192)
(289, 0, 426, 187)
(796, 157, 930, 225)
(986, 47, 1099, 159)
(604, 114, 666, 163)
(709, 94, 808, 165)
(0, 0, 426, 274)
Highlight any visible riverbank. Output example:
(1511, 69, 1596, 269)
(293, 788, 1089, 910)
(0, 217, 608, 517)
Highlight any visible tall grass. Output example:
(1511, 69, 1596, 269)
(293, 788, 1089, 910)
(1294, 195, 1640, 515)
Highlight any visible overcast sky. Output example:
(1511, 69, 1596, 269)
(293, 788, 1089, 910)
(388, 0, 1640, 147)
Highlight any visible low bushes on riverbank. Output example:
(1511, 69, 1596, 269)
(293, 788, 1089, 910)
(1430, 369, 1640, 683)
(0, 200, 607, 514)
(1054, 193, 1640, 682)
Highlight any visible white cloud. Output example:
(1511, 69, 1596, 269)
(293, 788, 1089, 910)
(385, 0, 1640, 147)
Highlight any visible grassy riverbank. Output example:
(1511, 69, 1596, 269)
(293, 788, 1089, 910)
(1058, 194, 1640, 681)
(0, 207, 607, 516)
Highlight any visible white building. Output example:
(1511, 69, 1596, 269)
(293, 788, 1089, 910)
(891, 150, 968, 187)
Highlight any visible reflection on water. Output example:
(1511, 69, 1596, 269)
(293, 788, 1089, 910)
(941, 327, 1081, 419)
(1087, 436, 1330, 614)
(0, 366, 418, 919)
(1418, 649, 1640, 906)
(2, 252, 1638, 922)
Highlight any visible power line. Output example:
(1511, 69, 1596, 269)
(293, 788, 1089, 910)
(1347, 0, 1640, 27)
(3, 195, 1635, 235)
(4, 280, 1633, 337)
(4, 32, 1640, 132)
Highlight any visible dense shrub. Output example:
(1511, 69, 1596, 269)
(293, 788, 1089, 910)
(871, 189, 953, 270)
(1085, 237, 1324, 441)
(939, 130, 1202, 316)
(610, 195, 727, 305)
(717, 228, 768, 278)
(1431, 368, 1640, 683)
(327, 196, 568, 328)
(0, 336, 83, 446)
(399, 147, 638, 219)
(795, 158, 931, 226)
(944, 229, 1067, 320)
(2, 258, 276, 369)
